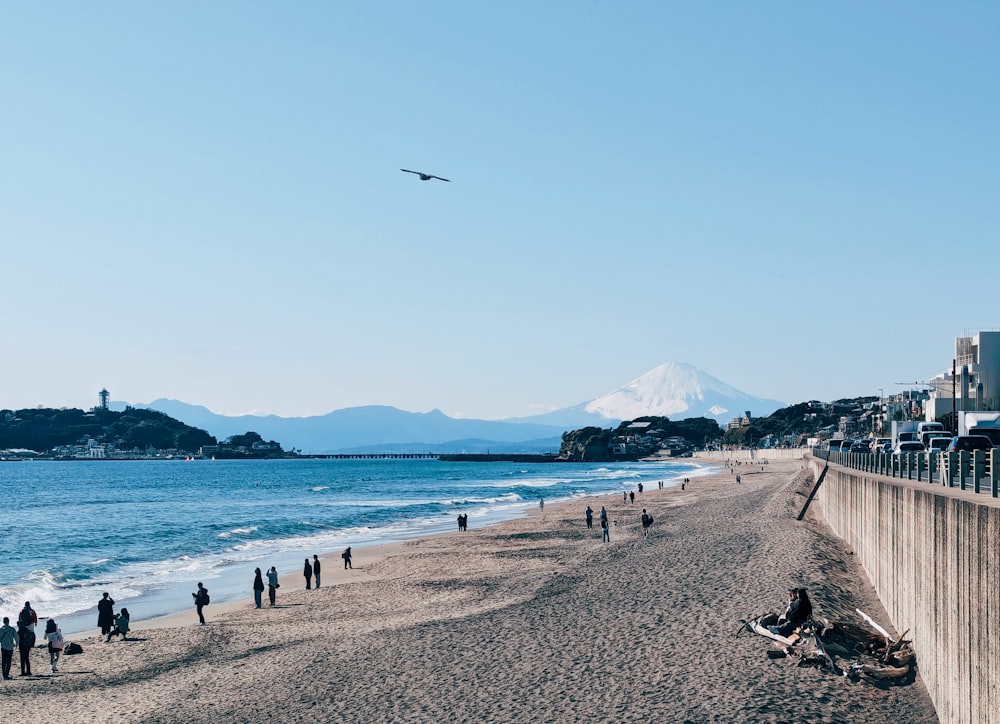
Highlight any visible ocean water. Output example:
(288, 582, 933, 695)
(0, 457, 713, 633)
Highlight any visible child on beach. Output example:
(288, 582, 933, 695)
(44, 619, 64, 672)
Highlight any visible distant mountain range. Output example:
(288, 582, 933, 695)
(116, 362, 784, 454)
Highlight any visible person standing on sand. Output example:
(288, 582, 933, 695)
(629, 491, 635, 505)
(342, 546, 352, 569)
(17, 620, 34, 676)
(313, 555, 321, 588)
(44, 619, 64, 672)
(253, 568, 265, 608)
(641, 509, 653, 539)
(623, 491, 627, 504)
(192, 582, 209, 625)
(97, 592, 116, 636)
(585, 506, 593, 529)
(601, 518, 610, 543)
(0, 617, 16, 680)
(267, 566, 279, 606)
(539, 497, 544, 511)
(600, 506, 608, 526)
(303, 558, 313, 590)
(18, 602, 37, 634)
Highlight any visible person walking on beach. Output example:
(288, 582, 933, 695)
(585, 506, 593, 529)
(637, 483, 643, 494)
(17, 620, 34, 676)
(0, 617, 16, 680)
(192, 582, 209, 625)
(539, 497, 544, 512)
(601, 518, 610, 543)
(267, 566, 279, 606)
(457, 513, 464, 532)
(303, 558, 313, 589)
(313, 555, 321, 588)
(97, 592, 116, 635)
(736, 474, 741, 485)
(253, 568, 265, 608)
(44, 619, 64, 672)
(641, 509, 653, 539)
(623, 491, 627, 504)
(629, 491, 635, 505)
(106, 609, 130, 642)
(342, 546, 353, 569)
(600, 506, 608, 526)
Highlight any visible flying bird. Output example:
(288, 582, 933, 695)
(401, 168, 451, 182)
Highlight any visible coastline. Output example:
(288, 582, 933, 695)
(52, 460, 721, 637)
(0, 458, 937, 722)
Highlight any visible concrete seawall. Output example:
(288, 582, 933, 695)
(693, 448, 807, 462)
(806, 456, 1000, 724)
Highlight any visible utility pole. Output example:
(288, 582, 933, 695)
(952, 358, 957, 435)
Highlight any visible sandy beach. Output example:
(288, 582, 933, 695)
(0, 459, 938, 723)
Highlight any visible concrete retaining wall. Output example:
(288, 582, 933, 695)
(693, 448, 807, 462)
(806, 457, 1000, 724)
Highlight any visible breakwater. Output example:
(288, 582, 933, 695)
(806, 455, 1000, 724)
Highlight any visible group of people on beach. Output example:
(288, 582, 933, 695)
(97, 592, 130, 641)
(247, 550, 353, 612)
(0, 601, 67, 678)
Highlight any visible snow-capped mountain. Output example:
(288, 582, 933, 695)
(511, 362, 785, 428)
(123, 362, 784, 453)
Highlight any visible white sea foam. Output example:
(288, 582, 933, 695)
(217, 526, 259, 539)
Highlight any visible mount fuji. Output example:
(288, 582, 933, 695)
(510, 362, 785, 428)
(121, 362, 784, 453)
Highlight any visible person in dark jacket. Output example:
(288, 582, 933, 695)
(252, 568, 265, 609)
(303, 558, 313, 589)
(770, 588, 813, 637)
(17, 621, 35, 676)
(312, 555, 321, 588)
(267, 566, 279, 606)
(192, 583, 209, 625)
(97, 592, 116, 635)
(342, 546, 352, 569)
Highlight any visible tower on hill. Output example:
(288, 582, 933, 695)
(99, 388, 109, 411)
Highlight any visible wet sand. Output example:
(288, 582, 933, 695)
(0, 459, 938, 723)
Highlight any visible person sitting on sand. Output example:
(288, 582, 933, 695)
(106, 609, 130, 642)
(768, 588, 812, 637)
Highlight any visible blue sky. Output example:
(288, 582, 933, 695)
(2, 2, 998, 419)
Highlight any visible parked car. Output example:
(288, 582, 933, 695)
(926, 437, 952, 454)
(945, 435, 994, 453)
(893, 441, 926, 455)
(870, 438, 891, 452)
(920, 431, 952, 447)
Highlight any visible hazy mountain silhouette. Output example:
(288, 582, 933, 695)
(120, 362, 782, 453)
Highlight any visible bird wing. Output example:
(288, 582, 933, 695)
(430, 175, 451, 182)
(400, 169, 420, 175)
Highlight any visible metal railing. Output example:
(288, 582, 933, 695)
(811, 447, 1000, 498)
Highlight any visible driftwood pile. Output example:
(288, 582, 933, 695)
(742, 608, 917, 683)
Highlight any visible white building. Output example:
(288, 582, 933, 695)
(925, 330, 1000, 421)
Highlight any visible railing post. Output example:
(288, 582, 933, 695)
(945, 452, 956, 487)
(917, 453, 925, 482)
(959, 450, 970, 491)
(928, 452, 937, 484)
(992, 449, 999, 498)
(974, 450, 985, 494)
